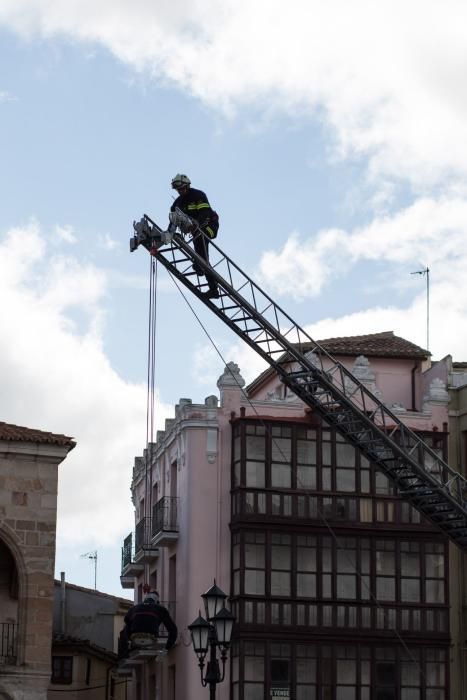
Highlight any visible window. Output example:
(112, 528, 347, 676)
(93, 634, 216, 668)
(336, 645, 357, 699)
(375, 470, 393, 495)
(360, 456, 370, 493)
(297, 536, 317, 597)
(335, 437, 356, 492)
(401, 542, 421, 603)
(297, 645, 317, 699)
(244, 642, 264, 700)
(246, 461, 265, 488)
(233, 534, 241, 595)
(271, 535, 291, 596)
(246, 433, 265, 460)
(236, 531, 447, 632)
(401, 650, 420, 700)
(376, 541, 396, 602)
(297, 434, 316, 490)
(376, 647, 396, 700)
(245, 425, 266, 488)
(271, 433, 292, 488)
(425, 544, 445, 604)
(51, 656, 73, 684)
(270, 643, 291, 698)
(231, 642, 447, 699)
(321, 536, 333, 599)
(336, 539, 357, 600)
(245, 533, 266, 595)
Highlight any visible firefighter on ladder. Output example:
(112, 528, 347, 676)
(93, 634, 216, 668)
(169, 173, 220, 298)
(118, 591, 178, 659)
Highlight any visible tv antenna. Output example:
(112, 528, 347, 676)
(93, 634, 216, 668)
(410, 266, 430, 352)
(80, 550, 98, 590)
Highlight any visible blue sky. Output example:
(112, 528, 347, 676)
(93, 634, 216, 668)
(1, 1, 467, 596)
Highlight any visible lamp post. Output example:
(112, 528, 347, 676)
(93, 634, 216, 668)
(188, 581, 235, 700)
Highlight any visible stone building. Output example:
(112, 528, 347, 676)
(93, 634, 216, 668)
(0, 421, 75, 700)
(48, 575, 133, 699)
(119, 332, 456, 699)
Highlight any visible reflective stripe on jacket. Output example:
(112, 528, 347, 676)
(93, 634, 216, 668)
(171, 187, 213, 228)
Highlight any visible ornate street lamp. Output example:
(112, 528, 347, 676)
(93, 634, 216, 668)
(188, 581, 235, 700)
(202, 581, 227, 620)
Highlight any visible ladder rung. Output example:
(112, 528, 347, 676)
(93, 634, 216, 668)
(149, 230, 467, 552)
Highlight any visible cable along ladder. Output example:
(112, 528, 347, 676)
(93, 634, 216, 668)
(131, 213, 467, 549)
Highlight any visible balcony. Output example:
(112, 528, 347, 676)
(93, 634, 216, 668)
(231, 488, 430, 530)
(231, 597, 449, 638)
(120, 533, 144, 588)
(0, 622, 17, 665)
(151, 497, 179, 547)
(134, 517, 159, 563)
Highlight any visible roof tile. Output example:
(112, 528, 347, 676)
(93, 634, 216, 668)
(247, 331, 429, 395)
(315, 331, 429, 358)
(0, 421, 75, 447)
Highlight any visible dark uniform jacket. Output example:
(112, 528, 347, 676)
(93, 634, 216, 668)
(171, 187, 218, 238)
(124, 602, 178, 650)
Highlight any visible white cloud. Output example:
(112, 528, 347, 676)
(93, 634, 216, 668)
(193, 337, 267, 389)
(98, 232, 119, 251)
(0, 90, 17, 102)
(55, 224, 77, 244)
(258, 195, 467, 299)
(0, 221, 173, 546)
(1, 1, 466, 188)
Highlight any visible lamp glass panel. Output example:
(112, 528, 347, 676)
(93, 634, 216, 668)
(215, 616, 234, 645)
(203, 588, 226, 620)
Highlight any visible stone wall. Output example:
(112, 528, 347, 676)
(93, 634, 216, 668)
(0, 435, 74, 700)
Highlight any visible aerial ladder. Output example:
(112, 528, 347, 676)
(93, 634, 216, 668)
(130, 211, 467, 549)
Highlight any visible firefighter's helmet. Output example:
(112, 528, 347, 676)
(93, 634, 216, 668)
(171, 173, 191, 189)
(143, 591, 160, 604)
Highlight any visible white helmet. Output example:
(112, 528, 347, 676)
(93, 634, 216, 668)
(171, 173, 191, 189)
(143, 591, 160, 605)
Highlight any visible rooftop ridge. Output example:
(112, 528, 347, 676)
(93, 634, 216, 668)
(0, 421, 75, 447)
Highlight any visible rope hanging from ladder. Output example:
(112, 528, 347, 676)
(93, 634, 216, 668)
(144, 256, 158, 528)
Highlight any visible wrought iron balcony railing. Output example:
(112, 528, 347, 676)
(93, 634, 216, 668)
(151, 497, 179, 546)
(135, 517, 159, 562)
(121, 532, 134, 570)
(120, 532, 144, 587)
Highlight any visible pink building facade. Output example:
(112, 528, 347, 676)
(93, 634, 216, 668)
(120, 332, 453, 700)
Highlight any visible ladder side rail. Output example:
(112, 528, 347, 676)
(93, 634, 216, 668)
(284, 376, 467, 524)
(144, 214, 330, 365)
(283, 374, 447, 491)
(141, 219, 467, 508)
(286, 367, 467, 499)
(159, 231, 465, 500)
(306, 358, 465, 491)
(149, 232, 329, 372)
(148, 239, 297, 370)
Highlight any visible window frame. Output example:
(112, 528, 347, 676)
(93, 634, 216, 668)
(51, 655, 74, 685)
